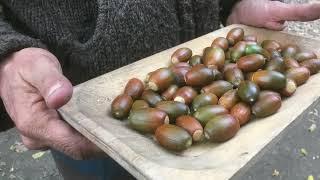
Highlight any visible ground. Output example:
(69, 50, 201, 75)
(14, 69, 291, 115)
(0, 0, 320, 179)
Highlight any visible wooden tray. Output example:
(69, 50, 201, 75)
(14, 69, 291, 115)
(58, 24, 320, 180)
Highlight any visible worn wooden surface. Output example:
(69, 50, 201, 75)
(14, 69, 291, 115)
(58, 24, 320, 180)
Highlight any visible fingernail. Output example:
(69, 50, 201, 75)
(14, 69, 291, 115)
(48, 82, 63, 97)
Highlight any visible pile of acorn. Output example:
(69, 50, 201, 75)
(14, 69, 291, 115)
(111, 27, 320, 152)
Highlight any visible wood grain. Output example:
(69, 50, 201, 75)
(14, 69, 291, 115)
(58, 24, 320, 180)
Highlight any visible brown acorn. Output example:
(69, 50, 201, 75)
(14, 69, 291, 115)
(124, 78, 144, 100)
(295, 51, 317, 62)
(223, 63, 237, 73)
(300, 59, 320, 75)
(237, 81, 260, 104)
(171, 48, 192, 64)
(170, 66, 191, 86)
(280, 78, 297, 97)
(224, 67, 244, 87)
(185, 64, 215, 87)
(281, 44, 300, 58)
(230, 102, 251, 126)
(211, 67, 224, 80)
(173, 86, 198, 105)
(161, 84, 179, 101)
(191, 93, 219, 112)
(203, 47, 225, 70)
(171, 62, 191, 68)
(193, 105, 229, 126)
(155, 101, 190, 123)
(230, 41, 246, 62)
(286, 67, 310, 86)
(155, 124, 192, 151)
(261, 40, 282, 51)
(131, 100, 150, 110)
(204, 114, 240, 142)
(237, 54, 266, 72)
(147, 68, 175, 92)
(211, 37, 229, 51)
(141, 90, 163, 107)
(252, 92, 282, 118)
(176, 116, 204, 142)
(111, 94, 133, 119)
(201, 80, 233, 97)
(265, 57, 285, 73)
(218, 89, 240, 110)
(189, 55, 203, 66)
(243, 35, 257, 42)
(226, 27, 244, 46)
(251, 70, 286, 90)
(284, 57, 300, 69)
(128, 108, 169, 133)
(245, 72, 255, 80)
(259, 90, 281, 100)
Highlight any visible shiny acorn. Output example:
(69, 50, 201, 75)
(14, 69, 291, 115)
(203, 47, 225, 70)
(245, 44, 264, 55)
(230, 102, 251, 126)
(173, 86, 198, 105)
(237, 81, 260, 104)
(185, 64, 215, 87)
(224, 66, 244, 87)
(300, 59, 320, 75)
(111, 94, 133, 119)
(171, 48, 192, 64)
(280, 78, 297, 97)
(284, 57, 300, 69)
(223, 63, 237, 73)
(141, 90, 163, 107)
(243, 35, 257, 42)
(161, 84, 179, 101)
(265, 57, 285, 73)
(211, 67, 224, 80)
(189, 55, 203, 66)
(211, 37, 229, 51)
(193, 105, 228, 126)
(252, 91, 282, 118)
(201, 80, 233, 97)
(176, 115, 204, 142)
(286, 67, 310, 86)
(261, 40, 282, 51)
(281, 44, 300, 58)
(218, 89, 240, 110)
(204, 114, 240, 142)
(230, 41, 246, 62)
(226, 27, 244, 46)
(259, 90, 281, 99)
(155, 101, 190, 123)
(147, 68, 175, 92)
(295, 51, 317, 62)
(191, 93, 218, 112)
(170, 66, 191, 86)
(237, 54, 266, 72)
(171, 62, 191, 68)
(128, 108, 169, 133)
(251, 70, 286, 90)
(131, 100, 150, 110)
(124, 78, 144, 100)
(155, 124, 192, 151)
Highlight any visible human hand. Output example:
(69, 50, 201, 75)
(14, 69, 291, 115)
(227, 0, 320, 30)
(0, 48, 104, 160)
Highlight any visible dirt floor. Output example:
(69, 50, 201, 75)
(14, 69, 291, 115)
(0, 0, 319, 180)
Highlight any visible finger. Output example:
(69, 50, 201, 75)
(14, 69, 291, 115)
(271, 2, 320, 22)
(20, 56, 73, 109)
(265, 21, 286, 31)
(20, 135, 49, 150)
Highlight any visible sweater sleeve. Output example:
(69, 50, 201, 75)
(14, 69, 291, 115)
(0, 9, 46, 59)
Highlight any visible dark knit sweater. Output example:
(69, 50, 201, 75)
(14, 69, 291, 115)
(0, 0, 238, 130)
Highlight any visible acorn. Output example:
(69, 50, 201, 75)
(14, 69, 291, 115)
(161, 84, 179, 101)
(189, 55, 203, 66)
(191, 93, 218, 112)
(204, 114, 240, 142)
(295, 51, 317, 62)
(245, 72, 255, 80)
(286, 67, 310, 86)
(176, 116, 204, 142)
(245, 44, 264, 55)
(223, 63, 237, 73)
(251, 70, 286, 90)
(128, 108, 169, 133)
(111, 94, 133, 119)
(155, 101, 190, 123)
(211, 37, 229, 51)
(261, 40, 282, 51)
(259, 90, 281, 99)
(173, 86, 198, 105)
(226, 27, 244, 46)
(155, 124, 192, 151)
(281, 44, 300, 58)
(171, 48, 192, 64)
(218, 89, 240, 110)
(185, 64, 215, 87)
(203, 47, 225, 70)
(252, 92, 282, 118)
(193, 105, 228, 126)
(284, 57, 300, 69)
(300, 59, 320, 75)
(265, 57, 285, 73)
(243, 35, 257, 42)
(269, 49, 282, 59)
(237, 81, 260, 104)
(230, 41, 246, 62)
(124, 78, 144, 100)
(171, 62, 191, 68)
(211, 67, 224, 80)
(237, 54, 266, 72)
(147, 68, 175, 92)
(280, 78, 297, 97)
(170, 66, 191, 86)
(131, 100, 150, 110)
(201, 80, 233, 97)
(230, 102, 251, 126)
(223, 66, 244, 87)
(141, 90, 163, 107)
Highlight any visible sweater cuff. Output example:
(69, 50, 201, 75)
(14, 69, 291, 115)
(219, 0, 240, 26)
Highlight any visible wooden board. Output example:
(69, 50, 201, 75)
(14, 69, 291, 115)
(58, 24, 320, 180)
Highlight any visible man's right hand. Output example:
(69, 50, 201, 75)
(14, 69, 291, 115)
(0, 48, 104, 160)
